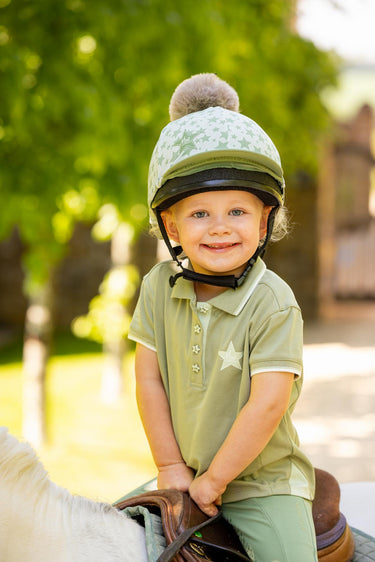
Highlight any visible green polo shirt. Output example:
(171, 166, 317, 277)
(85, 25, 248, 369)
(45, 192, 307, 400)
(129, 258, 315, 502)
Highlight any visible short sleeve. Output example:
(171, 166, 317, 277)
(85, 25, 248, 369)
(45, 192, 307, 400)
(128, 273, 157, 352)
(249, 306, 303, 377)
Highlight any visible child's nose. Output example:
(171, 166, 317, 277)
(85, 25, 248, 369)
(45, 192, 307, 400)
(208, 215, 231, 235)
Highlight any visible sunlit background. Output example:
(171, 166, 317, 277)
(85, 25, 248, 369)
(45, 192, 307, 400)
(293, 0, 375, 486)
(298, 0, 375, 64)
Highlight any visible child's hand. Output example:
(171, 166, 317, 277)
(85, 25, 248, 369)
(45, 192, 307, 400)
(157, 462, 195, 491)
(189, 472, 225, 517)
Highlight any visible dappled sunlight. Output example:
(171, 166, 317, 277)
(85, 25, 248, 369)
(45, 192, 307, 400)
(295, 336, 375, 483)
(303, 343, 375, 382)
(77, 35, 97, 55)
(295, 415, 375, 453)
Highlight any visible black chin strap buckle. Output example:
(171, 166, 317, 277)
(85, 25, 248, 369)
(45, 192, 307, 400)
(168, 255, 258, 289)
(169, 269, 237, 289)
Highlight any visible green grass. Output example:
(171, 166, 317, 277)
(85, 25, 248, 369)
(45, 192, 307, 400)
(0, 332, 156, 503)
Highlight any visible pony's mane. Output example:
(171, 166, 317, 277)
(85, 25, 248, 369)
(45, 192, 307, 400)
(0, 427, 130, 519)
(0, 427, 51, 494)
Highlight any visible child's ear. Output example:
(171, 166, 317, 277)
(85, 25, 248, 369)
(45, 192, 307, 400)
(259, 206, 273, 239)
(161, 210, 180, 243)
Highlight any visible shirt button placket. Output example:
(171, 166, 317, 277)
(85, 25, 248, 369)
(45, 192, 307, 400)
(192, 322, 203, 386)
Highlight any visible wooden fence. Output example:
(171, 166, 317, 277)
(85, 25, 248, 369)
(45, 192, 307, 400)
(334, 219, 375, 297)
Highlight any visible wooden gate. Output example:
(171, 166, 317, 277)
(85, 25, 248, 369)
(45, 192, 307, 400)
(334, 220, 375, 297)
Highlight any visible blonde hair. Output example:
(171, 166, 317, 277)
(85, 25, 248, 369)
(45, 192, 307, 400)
(269, 205, 290, 243)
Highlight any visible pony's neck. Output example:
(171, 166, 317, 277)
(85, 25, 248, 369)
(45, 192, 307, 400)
(0, 428, 71, 560)
(0, 427, 148, 562)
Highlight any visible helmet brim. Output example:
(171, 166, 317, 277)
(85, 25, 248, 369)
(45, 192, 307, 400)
(152, 168, 283, 211)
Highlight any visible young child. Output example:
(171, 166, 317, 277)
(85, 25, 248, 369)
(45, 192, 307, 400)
(129, 73, 318, 561)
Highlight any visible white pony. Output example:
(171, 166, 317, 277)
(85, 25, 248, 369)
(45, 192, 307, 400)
(0, 426, 148, 562)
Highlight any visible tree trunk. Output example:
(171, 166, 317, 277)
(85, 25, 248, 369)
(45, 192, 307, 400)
(22, 282, 53, 447)
(100, 223, 131, 403)
(100, 226, 158, 403)
(101, 336, 126, 401)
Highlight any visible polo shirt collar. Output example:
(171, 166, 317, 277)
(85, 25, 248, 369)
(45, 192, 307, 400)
(171, 258, 266, 316)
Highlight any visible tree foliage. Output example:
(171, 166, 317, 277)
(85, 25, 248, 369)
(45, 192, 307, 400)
(1, 1, 337, 276)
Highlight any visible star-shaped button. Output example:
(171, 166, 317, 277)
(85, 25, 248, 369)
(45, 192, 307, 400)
(218, 341, 243, 371)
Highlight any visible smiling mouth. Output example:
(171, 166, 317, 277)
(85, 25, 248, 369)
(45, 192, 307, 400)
(203, 243, 238, 249)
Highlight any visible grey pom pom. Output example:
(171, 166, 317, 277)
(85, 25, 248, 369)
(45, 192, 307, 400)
(169, 73, 240, 121)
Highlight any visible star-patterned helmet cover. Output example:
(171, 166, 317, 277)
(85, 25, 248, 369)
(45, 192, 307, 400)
(148, 106, 285, 232)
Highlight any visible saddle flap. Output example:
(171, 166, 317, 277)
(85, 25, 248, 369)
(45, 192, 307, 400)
(115, 489, 251, 561)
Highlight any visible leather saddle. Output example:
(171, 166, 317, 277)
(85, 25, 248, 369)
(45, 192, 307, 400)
(313, 468, 355, 561)
(115, 468, 355, 561)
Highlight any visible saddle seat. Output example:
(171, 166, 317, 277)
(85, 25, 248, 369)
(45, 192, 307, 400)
(314, 468, 355, 561)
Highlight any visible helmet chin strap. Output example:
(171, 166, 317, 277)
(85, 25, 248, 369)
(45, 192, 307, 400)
(156, 208, 276, 290)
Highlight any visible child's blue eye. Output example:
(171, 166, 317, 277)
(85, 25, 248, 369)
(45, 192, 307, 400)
(193, 211, 207, 218)
(230, 209, 244, 216)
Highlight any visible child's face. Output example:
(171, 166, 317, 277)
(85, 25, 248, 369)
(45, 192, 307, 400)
(161, 190, 272, 278)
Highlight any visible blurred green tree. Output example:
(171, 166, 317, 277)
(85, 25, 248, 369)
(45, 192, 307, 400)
(0, 0, 337, 444)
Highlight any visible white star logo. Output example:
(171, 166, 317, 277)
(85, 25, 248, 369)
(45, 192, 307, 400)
(218, 341, 243, 371)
